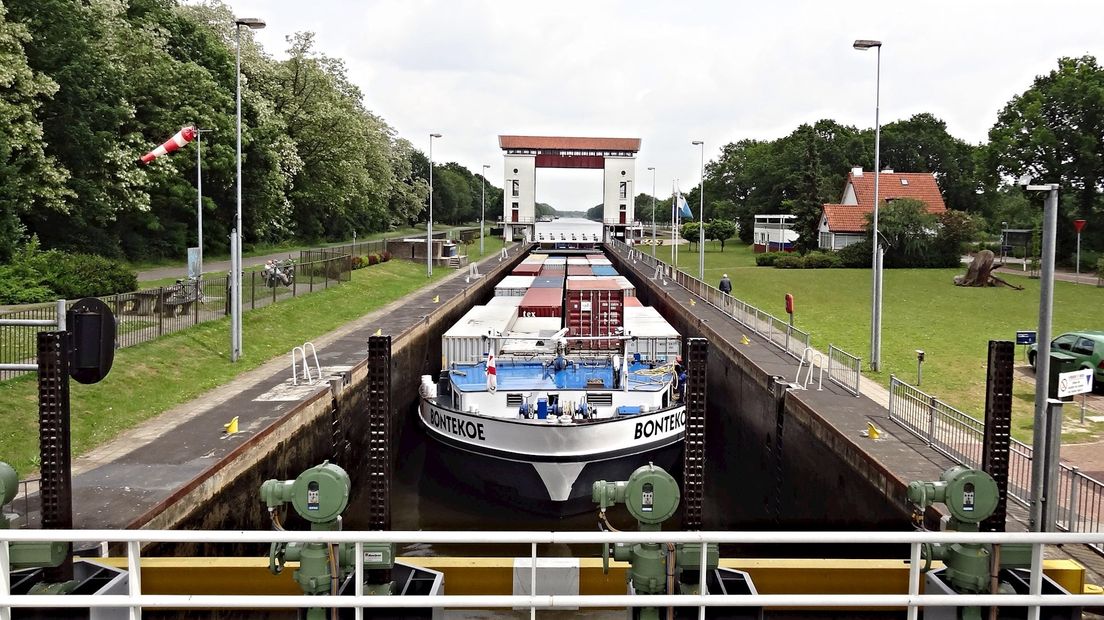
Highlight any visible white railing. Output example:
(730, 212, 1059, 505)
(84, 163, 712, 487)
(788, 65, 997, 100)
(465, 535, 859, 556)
(827, 344, 862, 396)
(888, 375, 1104, 554)
(0, 529, 1101, 620)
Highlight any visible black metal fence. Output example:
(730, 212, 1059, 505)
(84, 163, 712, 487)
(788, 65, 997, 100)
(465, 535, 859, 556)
(0, 254, 351, 381)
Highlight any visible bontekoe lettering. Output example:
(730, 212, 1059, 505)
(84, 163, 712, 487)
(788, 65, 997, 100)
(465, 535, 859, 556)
(430, 409, 486, 441)
(634, 411, 687, 440)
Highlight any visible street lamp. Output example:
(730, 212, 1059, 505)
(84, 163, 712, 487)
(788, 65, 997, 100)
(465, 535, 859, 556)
(1024, 182, 1060, 531)
(481, 164, 490, 255)
(691, 141, 705, 279)
(194, 127, 215, 279)
(854, 38, 883, 372)
(231, 16, 265, 363)
(647, 167, 656, 256)
(427, 133, 442, 278)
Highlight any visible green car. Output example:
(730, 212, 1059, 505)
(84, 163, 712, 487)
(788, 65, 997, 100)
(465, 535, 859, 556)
(1029, 331, 1104, 392)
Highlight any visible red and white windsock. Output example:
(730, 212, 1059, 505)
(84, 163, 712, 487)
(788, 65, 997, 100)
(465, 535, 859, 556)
(486, 353, 497, 392)
(139, 125, 196, 165)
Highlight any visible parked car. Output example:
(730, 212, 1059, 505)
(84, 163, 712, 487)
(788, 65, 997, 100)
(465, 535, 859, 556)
(1028, 331, 1104, 392)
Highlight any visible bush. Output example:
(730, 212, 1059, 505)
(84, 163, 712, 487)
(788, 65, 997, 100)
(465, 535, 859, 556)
(774, 255, 805, 269)
(803, 252, 841, 268)
(367, 254, 380, 266)
(380, 250, 392, 262)
(1097, 257, 1104, 275)
(351, 255, 365, 270)
(46, 253, 137, 298)
(836, 240, 873, 268)
(755, 252, 786, 266)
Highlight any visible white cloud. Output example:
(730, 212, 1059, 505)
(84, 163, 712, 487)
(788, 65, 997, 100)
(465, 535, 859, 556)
(220, 0, 1104, 211)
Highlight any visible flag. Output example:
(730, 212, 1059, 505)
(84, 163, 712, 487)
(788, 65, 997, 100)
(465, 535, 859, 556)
(486, 353, 497, 392)
(678, 194, 693, 220)
(139, 125, 196, 165)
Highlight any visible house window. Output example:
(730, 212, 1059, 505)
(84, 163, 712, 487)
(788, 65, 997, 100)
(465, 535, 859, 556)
(900, 179, 909, 186)
(511, 180, 519, 197)
(619, 182, 627, 200)
(819, 232, 831, 248)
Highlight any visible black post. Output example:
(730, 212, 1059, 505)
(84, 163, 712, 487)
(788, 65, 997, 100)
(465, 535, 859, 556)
(683, 337, 707, 530)
(366, 335, 392, 586)
(37, 330, 73, 582)
(981, 340, 1014, 532)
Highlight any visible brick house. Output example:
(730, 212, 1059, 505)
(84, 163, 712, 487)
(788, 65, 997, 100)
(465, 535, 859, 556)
(817, 167, 947, 250)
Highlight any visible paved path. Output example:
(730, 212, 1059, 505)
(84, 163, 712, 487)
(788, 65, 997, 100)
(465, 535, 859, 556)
(962, 255, 1101, 286)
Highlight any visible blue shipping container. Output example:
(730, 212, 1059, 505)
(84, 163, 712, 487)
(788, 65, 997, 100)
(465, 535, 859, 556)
(532, 276, 565, 288)
(591, 265, 619, 277)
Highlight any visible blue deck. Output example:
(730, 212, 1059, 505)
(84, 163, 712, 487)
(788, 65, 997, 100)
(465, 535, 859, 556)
(449, 360, 670, 392)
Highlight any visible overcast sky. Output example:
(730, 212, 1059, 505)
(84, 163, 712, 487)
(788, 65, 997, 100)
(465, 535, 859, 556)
(220, 0, 1104, 212)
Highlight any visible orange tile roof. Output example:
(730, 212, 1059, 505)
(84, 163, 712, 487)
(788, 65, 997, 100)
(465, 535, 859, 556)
(499, 135, 641, 152)
(823, 204, 871, 233)
(848, 171, 946, 213)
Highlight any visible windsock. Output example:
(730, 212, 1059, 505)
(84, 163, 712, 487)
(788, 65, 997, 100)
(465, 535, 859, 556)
(486, 353, 497, 392)
(139, 125, 196, 165)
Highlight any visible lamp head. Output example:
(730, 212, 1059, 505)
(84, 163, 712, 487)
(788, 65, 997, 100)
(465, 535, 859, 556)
(430, 133, 442, 138)
(853, 39, 881, 50)
(483, 164, 490, 170)
(647, 166, 655, 171)
(235, 17, 266, 29)
(691, 141, 703, 146)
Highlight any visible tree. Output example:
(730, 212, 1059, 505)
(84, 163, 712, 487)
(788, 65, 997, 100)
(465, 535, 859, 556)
(0, 0, 70, 260)
(988, 55, 1104, 256)
(881, 113, 983, 215)
(869, 198, 937, 267)
(706, 219, 737, 251)
(680, 221, 700, 248)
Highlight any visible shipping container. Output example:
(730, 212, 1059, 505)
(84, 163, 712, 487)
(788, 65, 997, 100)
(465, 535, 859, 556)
(591, 265, 619, 277)
(624, 296, 642, 307)
(539, 265, 566, 276)
(611, 276, 636, 297)
(494, 275, 535, 296)
(486, 296, 524, 308)
(544, 256, 567, 265)
(442, 305, 518, 366)
(519, 287, 564, 318)
(566, 257, 589, 265)
(585, 254, 604, 261)
(623, 306, 681, 362)
(567, 265, 593, 276)
(588, 257, 612, 266)
(532, 276, 565, 288)
(565, 280, 624, 350)
(566, 276, 634, 297)
(499, 316, 564, 357)
(521, 254, 547, 264)
(511, 263, 542, 276)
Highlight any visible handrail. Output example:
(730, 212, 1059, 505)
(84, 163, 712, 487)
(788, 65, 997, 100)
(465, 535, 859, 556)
(795, 347, 825, 391)
(0, 529, 1099, 618)
(290, 341, 321, 386)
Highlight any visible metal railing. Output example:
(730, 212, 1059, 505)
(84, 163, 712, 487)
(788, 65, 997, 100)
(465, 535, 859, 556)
(0, 255, 351, 381)
(0, 528, 1100, 620)
(610, 241, 817, 362)
(887, 375, 1104, 553)
(827, 344, 862, 396)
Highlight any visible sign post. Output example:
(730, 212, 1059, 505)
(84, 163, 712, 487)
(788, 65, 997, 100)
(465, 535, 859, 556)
(1074, 219, 1086, 280)
(1015, 330, 1036, 362)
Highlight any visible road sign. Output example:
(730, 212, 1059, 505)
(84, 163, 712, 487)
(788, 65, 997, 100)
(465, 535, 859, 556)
(1074, 219, 1087, 233)
(1016, 330, 1037, 345)
(1057, 368, 1094, 398)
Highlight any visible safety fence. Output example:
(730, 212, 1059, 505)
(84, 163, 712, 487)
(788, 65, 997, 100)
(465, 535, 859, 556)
(887, 375, 1104, 553)
(608, 242, 863, 396)
(0, 528, 1099, 620)
(0, 254, 351, 381)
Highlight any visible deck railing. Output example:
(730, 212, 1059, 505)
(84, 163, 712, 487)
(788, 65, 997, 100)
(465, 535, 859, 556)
(0, 528, 1099, 620)
(827, 344, 863, 396)
(888, 375, 1104, 554)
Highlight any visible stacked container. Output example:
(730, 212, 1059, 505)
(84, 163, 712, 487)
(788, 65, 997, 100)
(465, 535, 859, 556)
(511, 263, 542, 276)
(624, 296, 642, 307)
(565, 279, 624, 350)
(591, 265, 618, 277)
(623, 306, 680, 362)
(442, 304, 519, 366)
(539, 264, 566, 277)
(567, 264, 593, 276)
(532, 276, 565, 289)
(494, 275, 535, 296)
(519, 287, 563, 318)
(487, 296, 524, 308)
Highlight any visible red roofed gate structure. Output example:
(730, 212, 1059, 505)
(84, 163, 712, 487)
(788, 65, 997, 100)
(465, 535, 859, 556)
(498, 135, 640, 242)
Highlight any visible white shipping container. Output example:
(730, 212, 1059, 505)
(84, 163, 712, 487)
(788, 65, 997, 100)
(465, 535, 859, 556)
(588, 258, 613, 266)
(522, 254, 547, 264)
(499, 317, 562, 356)
(486, 296, 524, 307)
(494, 275, 536, 297)
(566, 257, 589, 265)
(442, 305, 519, 366)
(624, 306, 680, 362)
(544, 256, 567, 265)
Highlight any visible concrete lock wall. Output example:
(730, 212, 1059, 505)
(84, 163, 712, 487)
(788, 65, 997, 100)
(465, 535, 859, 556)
(605, 251, 910, 531)
(140, 250, 529, 548)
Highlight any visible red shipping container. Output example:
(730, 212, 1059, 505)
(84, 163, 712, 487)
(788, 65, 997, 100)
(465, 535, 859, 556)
(540, 265, 566, 276)
(567, 265, 593, 276)
(511, 263, 542, 276)
(519, 287, 563, 318)
(565, 280, 624, 349)
(624, 296, 642, 307)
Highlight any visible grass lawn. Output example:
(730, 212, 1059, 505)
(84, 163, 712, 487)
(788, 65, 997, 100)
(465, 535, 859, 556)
(0, 237, 507, 477)
(670, 241, 1104, 443)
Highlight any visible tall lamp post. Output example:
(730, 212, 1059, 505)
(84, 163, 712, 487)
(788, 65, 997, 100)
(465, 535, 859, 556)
(691, 141, 705, 279)
(427, 133, 442, 278)
(854, 38, 883, 372)
(647, 166, 656, 256)
(1025, 182, 1060, 531)
(480, 164, 490, 255)
(231, 16, 265, 363)
(194, 127, 214, 278)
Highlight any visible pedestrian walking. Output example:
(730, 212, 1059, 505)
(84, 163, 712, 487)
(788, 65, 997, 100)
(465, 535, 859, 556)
(719, 273, 732, 295)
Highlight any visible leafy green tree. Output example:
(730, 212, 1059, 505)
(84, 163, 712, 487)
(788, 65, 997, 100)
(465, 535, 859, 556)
(680, 221, 700, 249)
(881, 113, 983, 215)
(869, 198, 937, 267)
(988, 55, 1104, 255)
(0, 0, 70, 260)
(706, 219, 737, 251)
